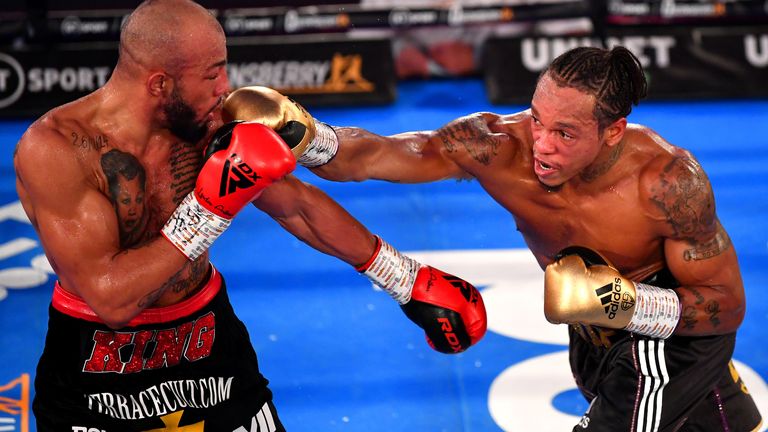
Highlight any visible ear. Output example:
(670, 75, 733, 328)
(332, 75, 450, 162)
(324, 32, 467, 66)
(603, 117, 627, 148)
(147, 72, 170, 97)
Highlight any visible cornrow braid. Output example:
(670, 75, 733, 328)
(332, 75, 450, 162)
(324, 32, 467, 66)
(543, 46, 648, 129)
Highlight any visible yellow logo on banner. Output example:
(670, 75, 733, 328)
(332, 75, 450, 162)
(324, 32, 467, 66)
(285, 53, 374, 94)
(0, 373, 30, 432)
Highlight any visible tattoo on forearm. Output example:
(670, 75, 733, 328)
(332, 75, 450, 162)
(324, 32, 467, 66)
(705, 301, 721, 327)
(171, 258, 208, 296)
(436, 115, 499, 165)
(688, 287, 705, 305)
(169, 141, 203, 205)
(72, 132, 108, 151)
(138, 286, 167, 309)
(681, 306, 698, 330)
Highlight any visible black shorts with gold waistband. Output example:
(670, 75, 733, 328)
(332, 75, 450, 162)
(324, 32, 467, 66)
(33, 265, 286, 432)
(569, 269, 762, 432)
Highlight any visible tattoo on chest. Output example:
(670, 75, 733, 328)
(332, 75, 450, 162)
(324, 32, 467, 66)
(169, 141, 203, 205)
(437, 116, 499, 165)
(72, 132, 108, 151)
(100, 149, 148, 249)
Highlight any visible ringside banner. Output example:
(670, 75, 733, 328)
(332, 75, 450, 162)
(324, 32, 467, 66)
(0, 36, 394, 118)
(483, 25, 768, 104)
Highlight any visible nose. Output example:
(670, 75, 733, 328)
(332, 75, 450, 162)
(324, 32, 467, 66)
(533, 132, 557, 155)
(217, 70, 230, 97)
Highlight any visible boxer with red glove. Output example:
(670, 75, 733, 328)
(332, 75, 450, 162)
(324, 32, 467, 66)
(356, 236, 487, 353)
(162, 121, 296, 260)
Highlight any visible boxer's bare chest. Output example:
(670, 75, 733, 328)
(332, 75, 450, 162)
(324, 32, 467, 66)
(92, 134, 204, 249)
(480, 172, 662, 272)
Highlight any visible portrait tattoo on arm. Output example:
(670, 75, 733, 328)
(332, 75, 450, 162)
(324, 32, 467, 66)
(436, 115, 500, 165)
(649, 156, 730, 261)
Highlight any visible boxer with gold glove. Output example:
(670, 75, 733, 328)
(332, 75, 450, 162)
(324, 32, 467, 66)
(223, 86, 339, 167)
(544, 246, 681, 339)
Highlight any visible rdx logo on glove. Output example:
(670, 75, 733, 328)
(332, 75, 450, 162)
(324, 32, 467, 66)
(219, 153, 262, 197)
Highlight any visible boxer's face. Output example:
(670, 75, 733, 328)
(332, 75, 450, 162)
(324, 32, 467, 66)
(164, 29, 229, 144)
(530, 73, 602, 187)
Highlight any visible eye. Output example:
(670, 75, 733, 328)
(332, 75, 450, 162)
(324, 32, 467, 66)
(559, 130, 574, 140)
(531, 116, 541, 126)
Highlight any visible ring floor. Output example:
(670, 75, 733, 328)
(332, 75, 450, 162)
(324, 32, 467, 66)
(1, 79, 767, 431)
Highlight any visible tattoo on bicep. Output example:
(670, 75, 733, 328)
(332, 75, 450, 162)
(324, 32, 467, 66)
(72, 132, 108, 151)
(436, 115, 499, 165)
(683, 223, 731, 261)
(649, 156, 727, 260)
(169, 141, 203, 204)
(101, 150, 148, 248)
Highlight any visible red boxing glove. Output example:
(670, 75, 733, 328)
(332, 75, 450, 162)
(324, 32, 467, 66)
(357, 237, 487, 353)
(162, 121, 296, 259)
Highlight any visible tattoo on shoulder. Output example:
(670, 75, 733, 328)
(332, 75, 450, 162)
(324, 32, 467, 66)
(648, 156, 729, 260)
(436, 115, 499, 165)
(72, 132, 108, 151)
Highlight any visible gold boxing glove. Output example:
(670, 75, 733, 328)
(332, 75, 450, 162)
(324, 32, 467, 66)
(544, 246, 680, 339)
(223, 86, 338, 167)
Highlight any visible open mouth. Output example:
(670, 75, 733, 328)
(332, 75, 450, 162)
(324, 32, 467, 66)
(537, 160, 554, 171)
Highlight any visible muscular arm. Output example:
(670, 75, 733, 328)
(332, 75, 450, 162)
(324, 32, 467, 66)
(311, 112, 508, 183)
(252, 174, 376, 266)
(646, 154, 745, 335)
(14, 126, 190, 329)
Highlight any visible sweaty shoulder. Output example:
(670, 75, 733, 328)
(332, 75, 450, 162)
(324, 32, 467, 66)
(631, 124, 716, 242)
(15, 104, 101, 214)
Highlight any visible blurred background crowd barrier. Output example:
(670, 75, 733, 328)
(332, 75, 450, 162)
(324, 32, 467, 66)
(1, 0, 766, 116)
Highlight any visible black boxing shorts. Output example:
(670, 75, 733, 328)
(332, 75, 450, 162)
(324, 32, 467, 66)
(33, 265, 286, 432)
(569, 270, 762, 432)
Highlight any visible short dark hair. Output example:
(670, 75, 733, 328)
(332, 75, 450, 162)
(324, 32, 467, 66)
(542, 46, 648, 129)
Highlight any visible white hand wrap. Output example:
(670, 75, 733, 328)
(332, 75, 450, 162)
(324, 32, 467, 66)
(161, 192, 231, 260)
(624, 282, 681, 339)
(360, 238, 419, 304)
(297, 120, 339, 167)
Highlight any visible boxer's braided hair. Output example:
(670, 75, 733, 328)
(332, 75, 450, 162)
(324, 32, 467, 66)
(544, 46, 648, 130)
